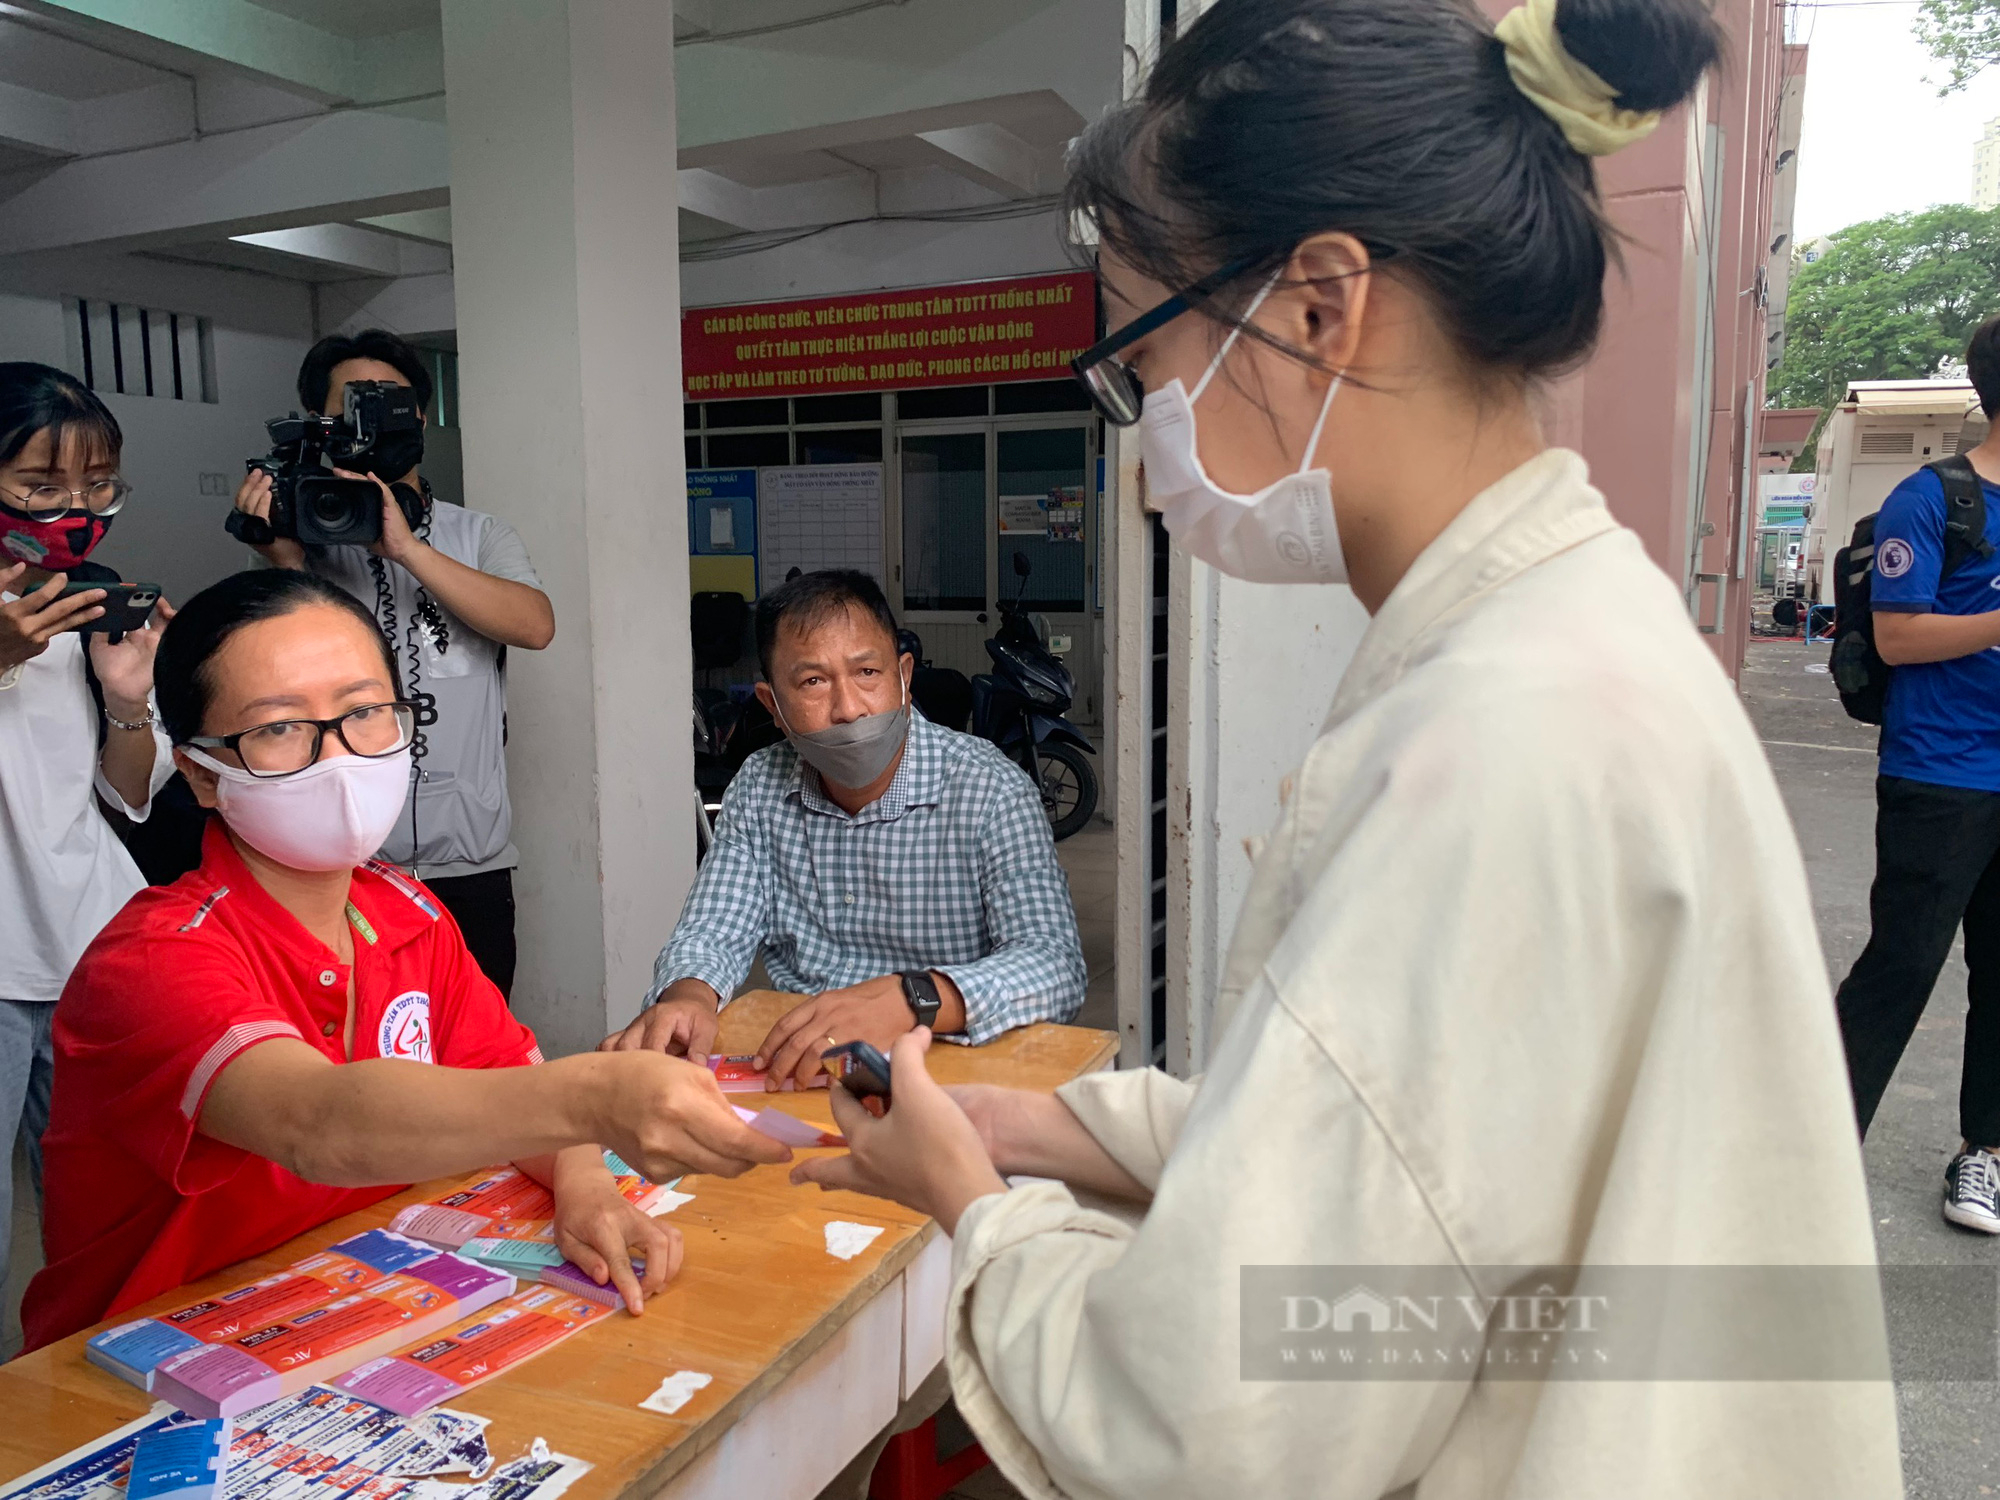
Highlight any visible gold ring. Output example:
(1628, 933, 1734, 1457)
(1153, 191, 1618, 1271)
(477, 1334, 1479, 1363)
(825, 1034, 837, 1048)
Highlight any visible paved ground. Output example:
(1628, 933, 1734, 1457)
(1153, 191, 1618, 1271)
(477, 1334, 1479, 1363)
(1742, 638, 1999, 1500)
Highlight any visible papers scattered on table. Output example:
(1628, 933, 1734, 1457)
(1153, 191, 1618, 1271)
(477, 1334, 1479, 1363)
(0, 1389, 494, 1500)
(733, 1104, 845, 1148)
(822, 1222, 884, 1261)
(418, 1438, 589, 1500)
(637, 1370, 712, 1415)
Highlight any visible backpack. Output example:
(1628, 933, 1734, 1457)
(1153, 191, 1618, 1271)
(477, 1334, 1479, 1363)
(1830, 454, 1994, 724)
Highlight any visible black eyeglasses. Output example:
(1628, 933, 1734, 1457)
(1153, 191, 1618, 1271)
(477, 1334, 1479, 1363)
(185, 702, 417, 779)
(1069, 254, 1269, 426)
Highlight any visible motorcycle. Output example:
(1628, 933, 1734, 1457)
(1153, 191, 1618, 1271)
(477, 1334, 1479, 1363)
(909, 551, 1099, 841)
(691, 687, 782, 858)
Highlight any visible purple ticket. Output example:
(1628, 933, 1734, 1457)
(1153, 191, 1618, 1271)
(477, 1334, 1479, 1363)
(335, 1353, 465, 1416)
(151, 1343, 280, 1419)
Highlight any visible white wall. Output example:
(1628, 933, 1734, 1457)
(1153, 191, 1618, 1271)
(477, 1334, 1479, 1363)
(0, 282, 313, 605)
(1167, 563, 1371, 1072)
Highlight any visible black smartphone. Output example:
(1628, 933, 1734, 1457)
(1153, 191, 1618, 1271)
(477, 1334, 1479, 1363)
(820, 1040, 893, 1102)
(57, 581, 161, 636)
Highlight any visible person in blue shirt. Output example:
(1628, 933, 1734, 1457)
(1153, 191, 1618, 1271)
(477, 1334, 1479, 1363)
(1837, 315, 2000, 1235)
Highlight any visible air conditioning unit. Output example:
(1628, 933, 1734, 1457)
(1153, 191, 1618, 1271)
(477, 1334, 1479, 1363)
(1858, 428, 1915, 457)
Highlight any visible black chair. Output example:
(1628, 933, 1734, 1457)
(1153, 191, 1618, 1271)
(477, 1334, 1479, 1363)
(691, 590, 749, 673)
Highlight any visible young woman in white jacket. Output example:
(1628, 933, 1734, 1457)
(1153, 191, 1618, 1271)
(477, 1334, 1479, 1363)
(793, 1, 1905, 1497)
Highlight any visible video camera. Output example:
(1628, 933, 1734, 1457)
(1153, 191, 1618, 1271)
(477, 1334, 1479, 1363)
(226, 380, 425, 548)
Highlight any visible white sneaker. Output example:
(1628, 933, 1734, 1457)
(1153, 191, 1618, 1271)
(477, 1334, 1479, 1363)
(1943, 1150, 2000, 1234)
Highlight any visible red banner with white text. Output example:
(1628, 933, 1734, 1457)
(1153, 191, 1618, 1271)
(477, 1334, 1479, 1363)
(681, 271, 1096, 398)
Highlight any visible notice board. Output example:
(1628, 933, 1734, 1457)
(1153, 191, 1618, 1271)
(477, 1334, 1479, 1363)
(758, 464, 884, 589)
(683, 272, 1096, 398)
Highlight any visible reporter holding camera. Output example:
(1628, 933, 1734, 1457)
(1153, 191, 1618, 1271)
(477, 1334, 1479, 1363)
(0, 363, 174, 1309)
(233, 329, 553, 999)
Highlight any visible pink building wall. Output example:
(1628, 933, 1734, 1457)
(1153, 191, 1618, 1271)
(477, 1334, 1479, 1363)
(1477, 1, 1801, 681)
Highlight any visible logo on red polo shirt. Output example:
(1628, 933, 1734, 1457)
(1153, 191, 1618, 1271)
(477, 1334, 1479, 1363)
(379, 990, 435, 1063)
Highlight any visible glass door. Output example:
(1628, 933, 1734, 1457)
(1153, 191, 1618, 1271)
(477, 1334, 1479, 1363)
(900, 428, 989, 614)
(997, 420, 1097, 724)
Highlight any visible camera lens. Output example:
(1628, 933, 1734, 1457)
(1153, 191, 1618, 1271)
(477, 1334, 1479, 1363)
(294, 477, 382, 547)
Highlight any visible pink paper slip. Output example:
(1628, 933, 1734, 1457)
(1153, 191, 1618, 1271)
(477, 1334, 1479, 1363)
(734, 1104, 846, 1148)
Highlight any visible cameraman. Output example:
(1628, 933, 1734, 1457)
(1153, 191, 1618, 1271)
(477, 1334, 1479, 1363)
(232, 330, 553, 999)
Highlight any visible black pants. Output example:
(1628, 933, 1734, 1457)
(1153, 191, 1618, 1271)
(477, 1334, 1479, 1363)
(1836, 775, 2000, 1145)
(426, 868, 517, 1003)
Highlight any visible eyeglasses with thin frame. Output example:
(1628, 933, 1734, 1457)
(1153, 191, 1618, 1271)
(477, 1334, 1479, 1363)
(185, 701, 417, 779)
(1068, 253, 1267, 426)
(0, 477, 132, 524)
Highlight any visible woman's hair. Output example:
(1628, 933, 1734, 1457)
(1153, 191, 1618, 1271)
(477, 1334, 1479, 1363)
(1066, 0, 1724, 380)
(297, 327, 433, 416)
(0, 362, 122, 469)
(156, 569, 399, 744)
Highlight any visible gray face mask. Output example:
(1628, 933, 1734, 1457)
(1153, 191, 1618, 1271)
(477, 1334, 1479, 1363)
(772, 675, 910, 791)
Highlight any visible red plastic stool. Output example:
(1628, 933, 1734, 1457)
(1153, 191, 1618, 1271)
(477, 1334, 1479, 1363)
(869, 1414, 989, 1500)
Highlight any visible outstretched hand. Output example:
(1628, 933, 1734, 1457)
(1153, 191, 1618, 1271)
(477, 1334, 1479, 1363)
(788, 1029, 1008, 1235)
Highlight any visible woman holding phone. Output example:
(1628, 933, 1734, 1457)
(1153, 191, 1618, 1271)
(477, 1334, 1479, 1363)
(0, 361, 172, 1314)
(792, 2, 1901, 1495)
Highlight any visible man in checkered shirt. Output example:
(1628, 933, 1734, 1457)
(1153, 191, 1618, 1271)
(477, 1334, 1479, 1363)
(603, 570, 1086, 1084)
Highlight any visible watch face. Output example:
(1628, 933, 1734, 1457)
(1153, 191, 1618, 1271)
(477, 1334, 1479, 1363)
(902, 971, 940, 1021)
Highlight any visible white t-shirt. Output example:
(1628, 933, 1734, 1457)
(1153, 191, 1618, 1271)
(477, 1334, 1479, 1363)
(0, 619, 172, 1003)
(303, 503, 542, 880)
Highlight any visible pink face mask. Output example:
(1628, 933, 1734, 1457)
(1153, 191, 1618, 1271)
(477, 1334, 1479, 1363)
(0, 506, 112, 571)
(184, 746, 413, 872)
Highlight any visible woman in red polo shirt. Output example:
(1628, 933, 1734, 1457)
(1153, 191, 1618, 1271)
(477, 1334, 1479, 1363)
(25, 568, 788, 1348)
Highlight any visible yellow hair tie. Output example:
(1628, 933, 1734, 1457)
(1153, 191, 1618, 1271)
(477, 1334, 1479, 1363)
(1494, 0, 1662, 157)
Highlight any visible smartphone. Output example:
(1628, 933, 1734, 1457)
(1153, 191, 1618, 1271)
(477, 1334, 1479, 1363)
(57, 581, 161, 636)
(820, 1040, 892, 1103)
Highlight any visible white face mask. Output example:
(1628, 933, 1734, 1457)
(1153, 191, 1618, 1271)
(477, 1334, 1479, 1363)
(1138, 275, 1349, 585)
(185, 746, 413, 873)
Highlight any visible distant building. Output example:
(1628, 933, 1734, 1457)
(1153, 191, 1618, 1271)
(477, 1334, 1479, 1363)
(1977, 116, 2000, 209)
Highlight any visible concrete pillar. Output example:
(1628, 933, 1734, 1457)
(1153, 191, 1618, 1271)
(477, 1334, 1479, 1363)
(441, 0, 691, 1058)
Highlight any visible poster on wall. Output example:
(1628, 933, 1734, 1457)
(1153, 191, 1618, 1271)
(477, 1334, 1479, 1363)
(682, 272, 1096, 398)
(997, 493, 1048, 536)
(1047, 486, 1084, 542)
(758, 464, 885, 590)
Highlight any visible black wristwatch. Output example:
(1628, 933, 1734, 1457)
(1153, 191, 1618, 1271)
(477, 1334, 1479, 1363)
(898, 969, 943, 1029)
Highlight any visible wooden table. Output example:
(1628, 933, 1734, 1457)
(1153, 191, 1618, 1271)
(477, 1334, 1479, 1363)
(0, 993, 1117, 1498)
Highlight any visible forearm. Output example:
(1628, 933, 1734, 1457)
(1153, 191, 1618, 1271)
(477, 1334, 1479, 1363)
(398, 544, 554, 649)
(97, 721, 159, 812)
(261, 1054, 615, 1187)
(1874, 607, 2000, 664)
(515, 1144, 613, 1193)
(937, 943, 1086, 1044)
(993, 1091, 1149, 1202)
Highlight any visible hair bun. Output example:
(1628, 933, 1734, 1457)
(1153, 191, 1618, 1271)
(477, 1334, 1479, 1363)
(1554, 0, 1724, 113)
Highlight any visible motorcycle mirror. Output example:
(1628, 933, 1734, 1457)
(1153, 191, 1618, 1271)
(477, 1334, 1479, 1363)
(1012, 550, 1031, 578)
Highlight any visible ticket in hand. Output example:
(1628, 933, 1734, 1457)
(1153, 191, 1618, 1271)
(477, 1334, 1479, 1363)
(707, 1054, 829, 1092)
(706, 1054, 768, 1091)
(734, 1103, 846, 1148)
